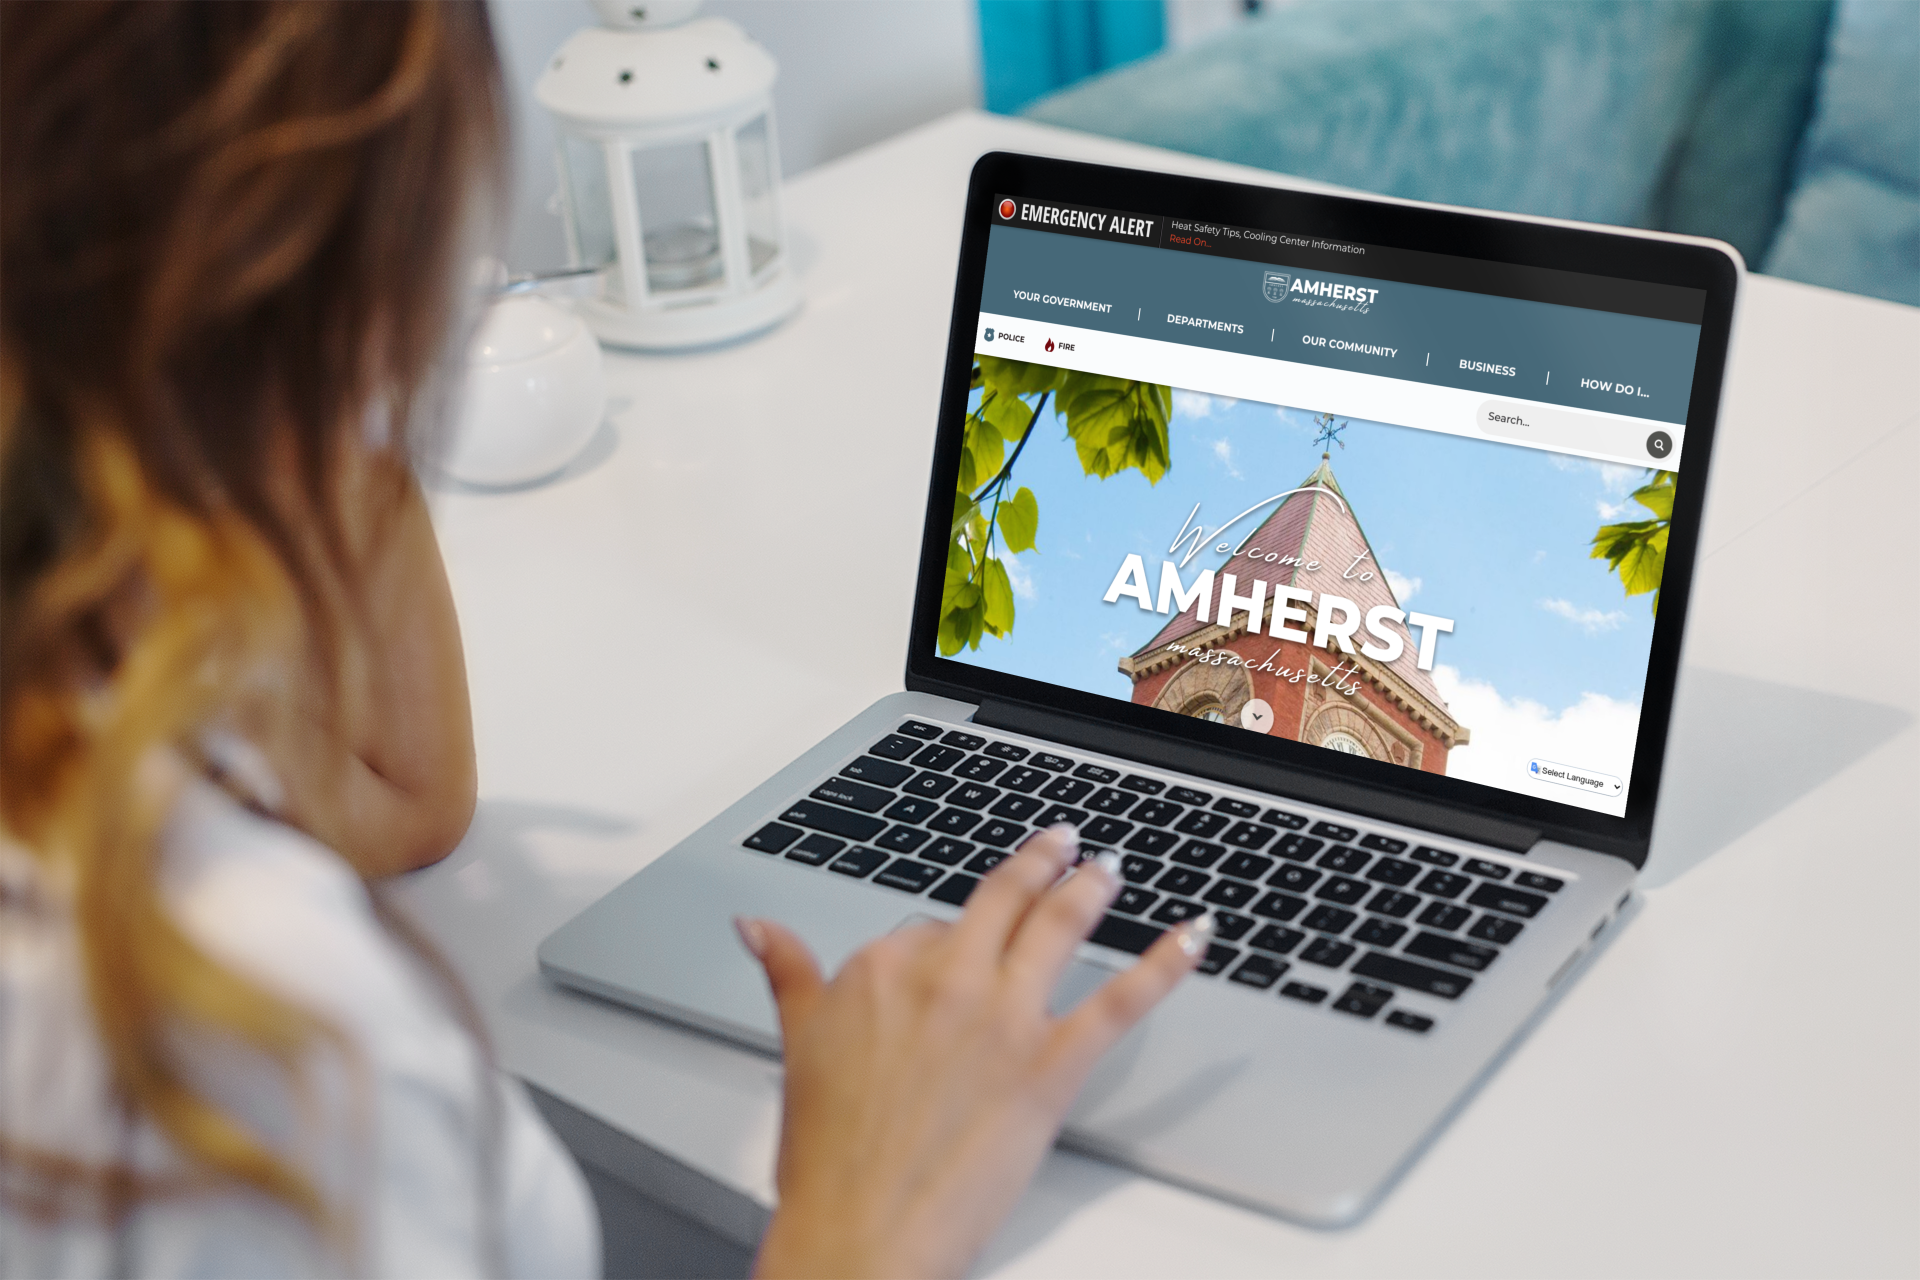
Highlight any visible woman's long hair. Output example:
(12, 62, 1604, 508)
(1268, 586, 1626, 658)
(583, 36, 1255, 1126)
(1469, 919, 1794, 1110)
(1, 0, 505, 1244)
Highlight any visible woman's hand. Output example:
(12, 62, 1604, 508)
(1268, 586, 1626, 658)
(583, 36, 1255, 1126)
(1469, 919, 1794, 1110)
(741, 824, 1212, 1279)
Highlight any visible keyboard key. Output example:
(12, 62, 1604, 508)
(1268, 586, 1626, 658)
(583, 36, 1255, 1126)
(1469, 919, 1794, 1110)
(1417, 870, 1470, 899)
(1085, 787, 1137, 816)
(1315, 876, 1370, 905)
(1174, 810, 1229, 838)
(828, 846, 887, 878)
(988, 794, 1044, 821)
(903, 772, 959, 800)
(1365, 857, 1420, 886)
(1404, 931, 1500, 971)
(953, 755, 1006, 783)
(1156, 867, 1209, 897)
(786, 833, 846, 866)
(1030, 752, 1073, 772)
(1230, 954, 1288, 989)
(998, 766, 1048, 794)
(1119, 855, 1164, 884)
(839, 756, 913, 788)
(1468, 914, 1525, 944)
(964, 849, 1008, 874)
(1251, 891, 1308, 921)
(1211, 911, 1255, 942)
(1316, 845, 1371, 874)
(1212, 797, 1261, 818)
(1300, 937, 1356, 968)
(930, 873, 980, 905)
(947, 783, 1000, 811)
(876, 825, 933, 853)
(941, 730, 986, 752)
(1367, 889, 1421, 918)
(1270, 864, 1321, 893)
(1515, 871, 1565, 893)
(1167, 786, 1213, 806)
(973, 820, 1026, 848)
(810, 779, 894, 813)
(1467, 883, 1550, 918)
(927, 809, 982, 836)
(744, 822, 801, 853)
(898, 720, 943, 739)
(984, 741, 1030, 761)
(1035, 804, 1090, 828)
(1089, 914, 1163, 955)
(884, 796, 941, 824)
(1358, 834, 1408, 854)
(1249, 924, 1305, 955)
(1274, 834, 1325, 862)
(1123, 828, 1179, 857)
(911, 744, 967, 771)
(1130, 799, 1183, 827)
(1385, 1010, 1434, 1033)
(1310, 820, 1359, 842)
(1113, 886, 1159, 916)
(1223, 822, 1279, 850)
(1262, 808, 1309, 830)
(1074, 763, 1121, 784)
(1410, 846, 1459, 867)
(1352, 952, 1474, 999)
(1279, 981, 1328, 1004)
(1301, 905, 1357, 934)
(868, 734, 924, 761)
(1463, 858, 1511, 880)
(1120, 774, 1166, 794)
(1150, 898, 1207, 926)
(874, 859, 943, 893)
(1039, 777, 1093, 804)
(1197, 944, 1240, 976)
(1202, 879, 1258, 909)
(920, 837, 975, 866)
(1219, 852, 1274, 881)
(1171, 839, 1226, 868)
(1417, 902, 1472, 931)
(1353, 918, 1407, 947)
(1332, 981, 1394, 1019)
(1082, 817, 1133, 845)
(780, 800, 886, 842)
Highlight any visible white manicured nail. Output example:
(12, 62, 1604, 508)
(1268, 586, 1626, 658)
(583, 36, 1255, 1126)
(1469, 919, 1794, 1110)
(1092, 849, 1123, 884)
(1175, 912, 1217, 959)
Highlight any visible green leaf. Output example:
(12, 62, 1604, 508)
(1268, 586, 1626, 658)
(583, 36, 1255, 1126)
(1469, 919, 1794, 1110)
(969, 422, 1006, 485)
(978, 355, 1058, 398)
(1630, 472, 1674, 521)
(984, 390, 1035, 442)
(999, 486, 1038, 553)
(1056, 375, 1171, 483)
(982, 556, 1015, 633)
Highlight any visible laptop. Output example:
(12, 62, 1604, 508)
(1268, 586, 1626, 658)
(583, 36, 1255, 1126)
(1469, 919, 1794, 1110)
(539, 152, 1739, 1225)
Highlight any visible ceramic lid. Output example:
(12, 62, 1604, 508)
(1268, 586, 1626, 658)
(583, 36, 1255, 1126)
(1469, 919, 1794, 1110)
(535, 17, 775, 127)
(471, 297, 586, 367)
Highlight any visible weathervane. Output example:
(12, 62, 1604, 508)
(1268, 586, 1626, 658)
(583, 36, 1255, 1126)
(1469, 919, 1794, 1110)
(1312, 412, 1348, 459)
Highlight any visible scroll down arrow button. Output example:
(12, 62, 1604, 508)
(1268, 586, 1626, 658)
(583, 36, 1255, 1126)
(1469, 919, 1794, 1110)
(1241, 698, 1275, 734)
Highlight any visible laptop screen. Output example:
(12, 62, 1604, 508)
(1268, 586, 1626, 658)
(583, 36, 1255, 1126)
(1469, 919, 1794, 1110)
(936, 195, 1706, 819)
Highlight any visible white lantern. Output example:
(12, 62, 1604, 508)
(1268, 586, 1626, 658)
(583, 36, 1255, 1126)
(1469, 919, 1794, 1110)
(536, 0, 799, 349)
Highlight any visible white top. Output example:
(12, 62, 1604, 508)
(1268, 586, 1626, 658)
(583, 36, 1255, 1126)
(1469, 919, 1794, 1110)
(0, 778, 599, 1279)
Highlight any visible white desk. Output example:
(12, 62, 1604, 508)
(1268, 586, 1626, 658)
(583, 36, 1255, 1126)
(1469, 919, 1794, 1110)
(394, 111, 1920, 1278)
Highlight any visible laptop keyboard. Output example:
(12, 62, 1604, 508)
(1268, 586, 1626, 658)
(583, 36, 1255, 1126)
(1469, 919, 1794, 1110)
(742, 718, 1570, 1035)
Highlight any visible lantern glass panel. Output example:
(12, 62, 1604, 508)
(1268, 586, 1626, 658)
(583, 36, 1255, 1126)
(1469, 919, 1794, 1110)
(632, 140, 722, 294)
(735, 115, 781, 277)
(559, 137, 620, 301)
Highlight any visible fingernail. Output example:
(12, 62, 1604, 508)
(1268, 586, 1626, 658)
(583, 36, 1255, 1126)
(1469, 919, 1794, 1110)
(1092, 849, 1123, 885)
(1175, 912, 1216, 959)
(1046, 822, 1081, 859)
(733, 916, 768, 959)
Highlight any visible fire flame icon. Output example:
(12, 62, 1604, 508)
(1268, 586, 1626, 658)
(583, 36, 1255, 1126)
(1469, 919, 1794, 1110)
(1044, 338, 1055, 352)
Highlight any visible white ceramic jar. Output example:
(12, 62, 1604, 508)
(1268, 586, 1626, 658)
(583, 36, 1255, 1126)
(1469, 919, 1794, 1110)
(445, 296, 608, 486)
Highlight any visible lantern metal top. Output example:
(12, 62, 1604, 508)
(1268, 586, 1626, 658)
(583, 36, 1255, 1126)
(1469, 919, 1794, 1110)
(535, 17, 776, 130)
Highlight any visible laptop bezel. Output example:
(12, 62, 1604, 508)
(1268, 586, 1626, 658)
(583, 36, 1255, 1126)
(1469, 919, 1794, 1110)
(905, 151, 1739, 867)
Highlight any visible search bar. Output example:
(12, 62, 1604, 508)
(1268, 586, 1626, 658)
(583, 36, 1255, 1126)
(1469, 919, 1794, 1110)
(1476, 400, 1679, 465)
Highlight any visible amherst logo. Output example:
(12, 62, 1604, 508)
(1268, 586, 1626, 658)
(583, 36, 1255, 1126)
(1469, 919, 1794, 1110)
(1262, 268, 1378, 314)
(1262, 270, 1290, 302)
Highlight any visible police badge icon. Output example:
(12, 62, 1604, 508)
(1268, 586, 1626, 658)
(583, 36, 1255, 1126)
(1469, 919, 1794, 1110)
(1263, 270, 1290, 302)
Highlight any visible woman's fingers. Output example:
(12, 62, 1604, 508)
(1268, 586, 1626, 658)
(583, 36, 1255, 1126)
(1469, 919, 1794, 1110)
(1002, 850, 1124, 1003)
(1048, 915, 1211, 1082)
(738, 916, 825, 1040)
(949, 824, 1080, 963)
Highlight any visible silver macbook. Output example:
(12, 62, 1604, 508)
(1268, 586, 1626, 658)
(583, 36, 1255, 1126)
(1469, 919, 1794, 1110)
(539, 153, 1739, 1225)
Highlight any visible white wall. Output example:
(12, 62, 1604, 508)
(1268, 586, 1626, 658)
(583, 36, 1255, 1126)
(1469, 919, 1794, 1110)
(488, 0, 981, 271)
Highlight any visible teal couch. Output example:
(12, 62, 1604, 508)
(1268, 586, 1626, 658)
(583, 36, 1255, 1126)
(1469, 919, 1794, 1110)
(1023, 0, 1919, 306)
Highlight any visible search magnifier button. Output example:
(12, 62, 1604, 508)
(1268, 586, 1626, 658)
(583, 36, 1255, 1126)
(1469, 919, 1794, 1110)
(1646, 431, 1672, 459)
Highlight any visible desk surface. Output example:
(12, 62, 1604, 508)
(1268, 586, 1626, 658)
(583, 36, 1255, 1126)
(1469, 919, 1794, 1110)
(395, 111, 1920, 1278)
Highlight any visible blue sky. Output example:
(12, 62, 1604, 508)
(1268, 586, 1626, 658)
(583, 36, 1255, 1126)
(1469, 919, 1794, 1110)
(950, 387, 1664, 715)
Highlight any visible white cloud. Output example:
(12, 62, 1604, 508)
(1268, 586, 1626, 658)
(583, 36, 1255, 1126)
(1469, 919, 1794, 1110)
(1548, 452, 1641, 494)
(1384, 568, 1421, 602)
(1100, 631, 1135, 654)
(1433, 665, 1639, 795)
(1596, 497, 1642, 520)
(1211, 438, 1243, 478)
(1540, 597, 1627, 633)
(1001, 551, 1036, 600)
(1531, 549, 1548, 564)
(1172, 390, 1238, 419)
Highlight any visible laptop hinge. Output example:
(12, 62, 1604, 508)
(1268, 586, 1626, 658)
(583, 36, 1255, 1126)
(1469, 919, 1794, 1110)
(975, 697, 1542, 854)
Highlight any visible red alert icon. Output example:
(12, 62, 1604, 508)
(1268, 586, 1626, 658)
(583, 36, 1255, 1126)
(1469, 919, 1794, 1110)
(998, 198, 1016, 219)
(1045, 338, 1055, 352)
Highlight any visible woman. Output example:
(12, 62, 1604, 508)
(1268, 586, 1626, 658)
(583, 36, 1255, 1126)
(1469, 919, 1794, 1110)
(0, 3, 1211, 1276)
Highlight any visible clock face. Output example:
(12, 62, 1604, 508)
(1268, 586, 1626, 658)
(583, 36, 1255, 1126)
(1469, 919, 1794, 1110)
(1322, 731, 1369, 756)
